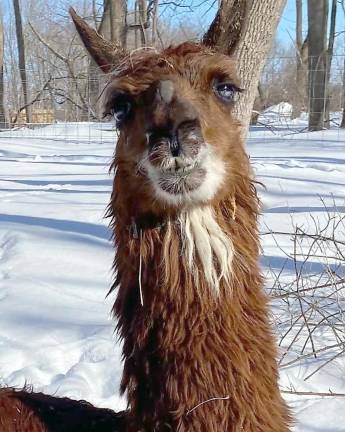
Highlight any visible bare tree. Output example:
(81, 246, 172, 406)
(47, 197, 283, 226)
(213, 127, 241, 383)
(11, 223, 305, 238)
(150, 0, 159, 47)
(29, 21, 97, 118)
(88, 1, 128, 117)
(259, 41, 297, 115)
(340, 58, 345, 128)
(134, 0, 139, 49)
(324, 0, 337, 128)
(204, 0, 287, 134)
(0, 11, 5, 128)
(292, 0, 308, 119)
(307, 0, 328, 131)
(12, 0, 31, 124)
(99, 0, 127, 47)
(340, 0, 345, 128)
(137, 0, 148, 45)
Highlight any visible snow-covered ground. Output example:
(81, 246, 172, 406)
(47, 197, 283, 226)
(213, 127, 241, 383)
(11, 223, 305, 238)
(1, 122, 345, 431)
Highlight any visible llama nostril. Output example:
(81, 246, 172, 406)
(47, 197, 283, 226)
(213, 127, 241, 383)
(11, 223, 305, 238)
(169, 135, 180, 157)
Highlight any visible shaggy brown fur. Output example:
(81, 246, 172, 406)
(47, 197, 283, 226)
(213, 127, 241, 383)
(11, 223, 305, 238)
(101, 42, 291, 431)
(0, 387, 127, 431)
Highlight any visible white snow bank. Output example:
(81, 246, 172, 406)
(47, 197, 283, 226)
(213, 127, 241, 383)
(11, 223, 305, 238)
(1, 122, 345, 430)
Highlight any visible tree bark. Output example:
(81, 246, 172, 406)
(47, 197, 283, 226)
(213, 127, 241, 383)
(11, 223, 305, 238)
(324, 0, 337, 128)
(292, 0, 307, 119)
(134, 0, 139, 49)
(151, 0, 159, 47)
(341, 56, 345, 128)
(13, 0, 31, 124)
(90, 1, 127, 118)
(137, 0, 148, 46)
(203, 0, 249, 55)
(339, 0, 345, 128)
(0, 13, 6, 128)
(99, 0, 127, 47)
(307, 0, 328, 131)
(204, 0, 287, 135)
(203, 0, 286, 135)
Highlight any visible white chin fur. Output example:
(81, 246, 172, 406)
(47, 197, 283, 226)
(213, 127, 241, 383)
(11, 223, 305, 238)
(179, 206, 234, 294)
(143, 145, 226, 206)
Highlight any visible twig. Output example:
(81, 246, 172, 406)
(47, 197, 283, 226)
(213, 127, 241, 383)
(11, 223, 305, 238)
(281, 390, 345, 397)
(186, 396, 230, 415)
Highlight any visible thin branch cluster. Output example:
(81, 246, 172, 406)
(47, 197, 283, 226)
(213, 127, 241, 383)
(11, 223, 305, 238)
(264, 199, 345, 397)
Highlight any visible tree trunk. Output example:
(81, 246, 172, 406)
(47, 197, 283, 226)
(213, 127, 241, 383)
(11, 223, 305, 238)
(341, 56, 345, 128)
(88, 61, 102, 119)
(308, 0, 328, 131)
(292, 0, 306, 119)
(233, 0, 287, 133)
(0, 14, 6, 128)
(324, 0, 337, 128)
(90, 0, 127, 120)
(99, 0, 127, 47)
(138, 0, 148, 46)
(13, 0, 31, 124)
(134, 0, 139, 49)
(151, 0, 159, 47)
(204, 0, 287, 135)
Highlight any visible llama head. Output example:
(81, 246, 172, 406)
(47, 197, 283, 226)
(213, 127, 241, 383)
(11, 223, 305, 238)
(70, 9, 246, 214)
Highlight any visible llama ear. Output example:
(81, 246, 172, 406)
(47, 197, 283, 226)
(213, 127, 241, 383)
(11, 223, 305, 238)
(202, 0, 251, 55)
(69, 7, 127, 73)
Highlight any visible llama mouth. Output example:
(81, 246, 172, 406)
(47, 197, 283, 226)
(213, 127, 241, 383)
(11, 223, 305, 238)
(157, 165, 206, 194)
(160, 160, 198, 175)
(143, 145, 225, 204)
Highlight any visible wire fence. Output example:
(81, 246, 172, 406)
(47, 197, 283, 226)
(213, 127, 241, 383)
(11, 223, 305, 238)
(0, 55, 344, 140)
(254, 53, 345, 134)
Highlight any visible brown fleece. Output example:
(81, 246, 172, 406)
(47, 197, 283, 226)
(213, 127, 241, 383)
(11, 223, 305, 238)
(0, 387, 127, 431)
(105, 42, 292, 431)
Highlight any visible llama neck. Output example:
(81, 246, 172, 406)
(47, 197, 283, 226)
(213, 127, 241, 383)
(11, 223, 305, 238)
(111, 178, 262, 340)
(131, 205, 236, 299)
(115, 199, 250, 312)
(111, 193, 289, 431)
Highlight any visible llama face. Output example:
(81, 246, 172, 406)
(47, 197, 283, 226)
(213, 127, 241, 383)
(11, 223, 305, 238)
(103, 44, 243, 209)
(137, 78, 228, 206)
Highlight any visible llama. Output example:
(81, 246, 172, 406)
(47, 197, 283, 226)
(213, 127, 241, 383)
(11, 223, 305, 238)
(0, 387, 126, 431)
(0, 8, 291, 432)
(71, 8, 291, 432)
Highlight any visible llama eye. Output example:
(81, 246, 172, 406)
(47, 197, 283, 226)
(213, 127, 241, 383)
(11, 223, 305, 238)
(110, 95, 132, 127)
(214, 82, 240, 103)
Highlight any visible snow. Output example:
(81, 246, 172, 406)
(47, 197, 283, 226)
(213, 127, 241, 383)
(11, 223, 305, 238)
(258, 104, 343, 130)
(259, 102, 293, 122)
(1, 121, 345, 430)
(0, 123, 125, 410)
